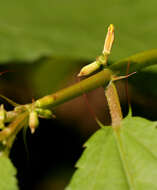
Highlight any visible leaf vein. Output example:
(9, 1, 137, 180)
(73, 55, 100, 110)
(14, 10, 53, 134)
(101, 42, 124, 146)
(114, 129, 135, 190)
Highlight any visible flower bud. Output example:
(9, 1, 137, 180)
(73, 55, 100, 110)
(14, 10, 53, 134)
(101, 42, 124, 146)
(0, 105, 6, 129)
(29, 111, 39, 134)
(78, 24, 114, 77)
(77, 61, 100, 77)
(35, 108, 56, 119)
(103, 24, 114, 55)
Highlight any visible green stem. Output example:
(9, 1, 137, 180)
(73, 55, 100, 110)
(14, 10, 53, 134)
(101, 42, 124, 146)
(35, 69, 112, 108)
(5, 111, 19, 123)
(0, 69, 112, 149)
(0, 112, 28, 142)
(105, 82, 123, 127)
(109, 49, 157, 75)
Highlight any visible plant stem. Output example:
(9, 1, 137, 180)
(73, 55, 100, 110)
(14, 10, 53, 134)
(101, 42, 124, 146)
(109, 49, 157, 75)
(0, 69, 112, 151)
(0, 112, 28, 141)
(35, 69, 112, 108)
(105, 82, 122, 127)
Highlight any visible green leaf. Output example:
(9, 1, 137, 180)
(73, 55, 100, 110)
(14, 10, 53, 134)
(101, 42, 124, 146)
(0, 0, 157, 62)
(0, 156, 18, 190)
(66, 115, 157, 190)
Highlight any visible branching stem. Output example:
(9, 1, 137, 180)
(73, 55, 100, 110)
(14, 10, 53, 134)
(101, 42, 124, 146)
(0, 69, 112, 152)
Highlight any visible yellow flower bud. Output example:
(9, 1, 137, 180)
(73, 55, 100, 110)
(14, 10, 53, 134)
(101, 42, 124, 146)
(103, 24, 114, 55)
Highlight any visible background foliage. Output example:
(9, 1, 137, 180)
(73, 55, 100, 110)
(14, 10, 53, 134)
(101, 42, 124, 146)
(0, 0, 157, 97)
(0, 0, 157, 62)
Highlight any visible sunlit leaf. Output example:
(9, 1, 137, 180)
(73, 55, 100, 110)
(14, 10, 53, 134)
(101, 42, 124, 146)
(0, 156, 18, 190)
(67, 115, 157, 190)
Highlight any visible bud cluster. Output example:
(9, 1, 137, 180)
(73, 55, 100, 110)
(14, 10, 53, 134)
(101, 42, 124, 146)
(78, 24, 114, 77)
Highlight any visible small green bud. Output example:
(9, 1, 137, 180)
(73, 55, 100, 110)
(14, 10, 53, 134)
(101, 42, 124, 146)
(29, 111, 39, 134)
(77, 55, 108, 77)
(78, 61, 100, 77)
(0, 105, 6, 129)
(35, 108, 55, 119)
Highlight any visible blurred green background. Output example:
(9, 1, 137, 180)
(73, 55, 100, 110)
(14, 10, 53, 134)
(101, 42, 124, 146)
(0, 0, 157, 189)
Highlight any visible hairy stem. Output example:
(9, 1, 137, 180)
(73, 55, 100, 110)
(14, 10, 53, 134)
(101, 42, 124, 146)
(105, 82, 122, 127)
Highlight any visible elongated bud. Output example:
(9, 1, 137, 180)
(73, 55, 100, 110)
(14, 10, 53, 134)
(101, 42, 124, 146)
(35, 108, 56, 119)
(103, 24, 114, 55)
(29, 111, 39, 134)
(78, 24, 114, 77)
(0, 105, 6, 129)
(78, 61, 100, 77)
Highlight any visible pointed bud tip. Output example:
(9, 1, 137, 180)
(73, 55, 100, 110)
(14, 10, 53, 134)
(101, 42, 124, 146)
(77, 71, 85, 77)
(108, 24, 114, 32)
(77, 73, 81, 77)
(31, 127, 35, 134)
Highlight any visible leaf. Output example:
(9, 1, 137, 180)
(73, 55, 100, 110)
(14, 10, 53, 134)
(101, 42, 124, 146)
(0, 0, 157, 62)
(0, 156, 18, 190)
(66, 115, 157, 190)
